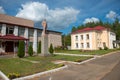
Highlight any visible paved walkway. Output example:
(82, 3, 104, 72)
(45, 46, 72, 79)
(28, 51, 120, 80)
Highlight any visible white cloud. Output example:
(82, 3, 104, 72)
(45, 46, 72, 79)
(106, 11, 119, 20)
(16, 2, 80, 30)
(0, 6, 5, 14)
(83, 17, 99, 24)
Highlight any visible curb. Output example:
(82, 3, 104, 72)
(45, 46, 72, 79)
(0, 71, 9, 80)
(13, 65, 68, 80)
(55, 53, 95, 57)
(67, 57, 96, 65)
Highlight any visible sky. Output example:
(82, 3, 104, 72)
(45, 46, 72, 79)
(0, 0, 120, 34)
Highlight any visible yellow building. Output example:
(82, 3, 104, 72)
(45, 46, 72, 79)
(71, 26, 116, 50)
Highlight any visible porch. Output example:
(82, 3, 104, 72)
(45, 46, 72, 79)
(0, 34, 28, 55)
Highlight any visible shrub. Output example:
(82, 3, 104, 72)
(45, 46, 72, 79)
(104, 46, 108, 50)
(17, 41, 25, 58)
(74, 59, 82, 62)
(58, 64, 64, 67)
(37, 41, 41, 54)
(99, 47, 102, 50)
(49, 43, 54, 55)
(28, 44, 33, 56)
(8, 73, 20, 79)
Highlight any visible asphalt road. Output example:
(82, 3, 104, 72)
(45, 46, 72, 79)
(28, 51, 120, 80)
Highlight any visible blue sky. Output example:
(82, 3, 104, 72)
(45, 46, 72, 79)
(0, 0, 120, 34)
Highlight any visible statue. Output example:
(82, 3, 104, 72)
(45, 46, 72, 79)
(41, 19, 47, 36)
(41, 19, 50, 56)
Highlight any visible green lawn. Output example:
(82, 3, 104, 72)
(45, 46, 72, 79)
(0, 55, 92, 78)
(55, 49, 120, 55)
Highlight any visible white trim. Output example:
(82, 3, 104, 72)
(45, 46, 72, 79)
(24, 28, 28, 38)
(89, 32, 92, 50)
(33, 29, 37, 52)
(14, 26, 18, 36)
(83, 34, 86, 49)
(1, 24, 6, 36)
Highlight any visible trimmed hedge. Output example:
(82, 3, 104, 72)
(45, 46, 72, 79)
(28, 44, 33, 56)
(49, 43, 54, 55)
(17, 41, 25, 58)
(37, 41, 41, 54)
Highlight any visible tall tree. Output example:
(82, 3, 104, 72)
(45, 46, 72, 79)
(72, 26, 77, 32)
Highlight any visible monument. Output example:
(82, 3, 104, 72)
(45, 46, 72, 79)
(41, 19, 50, 56)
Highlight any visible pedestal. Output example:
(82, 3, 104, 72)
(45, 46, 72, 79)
(40, 35, 50, 56)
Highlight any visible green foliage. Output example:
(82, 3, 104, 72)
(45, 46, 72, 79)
(37, 41, 41, 54)
(49, 43, 54, 55)
(58, 64, 64, 67)
(71, 26, 77, 32)
(99, 47, 102, 50)
(28, 44, 33, 56)
(8, 73, 20, 79)
(17, 41, 25, 58)
(104, 46, 108, 50)
(62, 34, 71, 49)
(71, 18, 120, 40)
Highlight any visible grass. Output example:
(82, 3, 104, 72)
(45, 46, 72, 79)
(0, 55, 92, 78)
(0, 58, 59, 77)
(26, 55, 92, 62)
(55, 49, 120, 55)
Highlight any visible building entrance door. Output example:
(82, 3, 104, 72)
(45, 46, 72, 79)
(5, 41, 14, 52)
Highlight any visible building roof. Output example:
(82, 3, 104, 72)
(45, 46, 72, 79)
(71, 26, 107, 34)
(0, 14, 34, 27)
(0, 34, 28, 41)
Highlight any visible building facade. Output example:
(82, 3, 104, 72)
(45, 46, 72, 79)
(0, 14, 62, 54)
(71, 26, 116, 50)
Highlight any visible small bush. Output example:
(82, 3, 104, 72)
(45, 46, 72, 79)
(49, 43, 54, 55)
(104, 46, 108, 50)
(8, 73, 20, 79)
(54, 46, 62, 50)
(17, 41, 25, 58)
(99, 47, 102, 50)
(37, 41, 41, 54)
(28, 44, 33, 56)
(58, 64, 64, 67)
(74, 59, 82, 62)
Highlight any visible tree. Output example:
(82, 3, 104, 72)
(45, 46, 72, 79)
(28, 44, 33, 56)
(37, 41, 41, 54)
(72, 26, 77, 32)
(49, 43, 54, 55)
(17, 41, 25, 58)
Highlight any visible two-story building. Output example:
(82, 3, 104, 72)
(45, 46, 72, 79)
(71, 26, 116, 50)
(0, 14, 62, 54)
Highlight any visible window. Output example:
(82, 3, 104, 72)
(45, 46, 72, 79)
(87, 42, 90, 48)
(29, 42, 33, 46)
(103, 42, 106, 47)
(19, 27, 25, 36)
(6, 25, 14, 34)
(29, 29, 34, 37)
(81, 43, 84, 48)
(37, 30, 42, 37)
(76, 43, 78, 48)
(75, 35, 78, 41)
(0, 24, 2, 33)
(86, 34, 89, 40)
(81, 35, 83, 40)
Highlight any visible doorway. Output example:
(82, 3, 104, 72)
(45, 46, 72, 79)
(5, 41, 14, 52)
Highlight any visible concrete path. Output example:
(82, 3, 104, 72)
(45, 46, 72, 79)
(28, 51, 120, 80)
